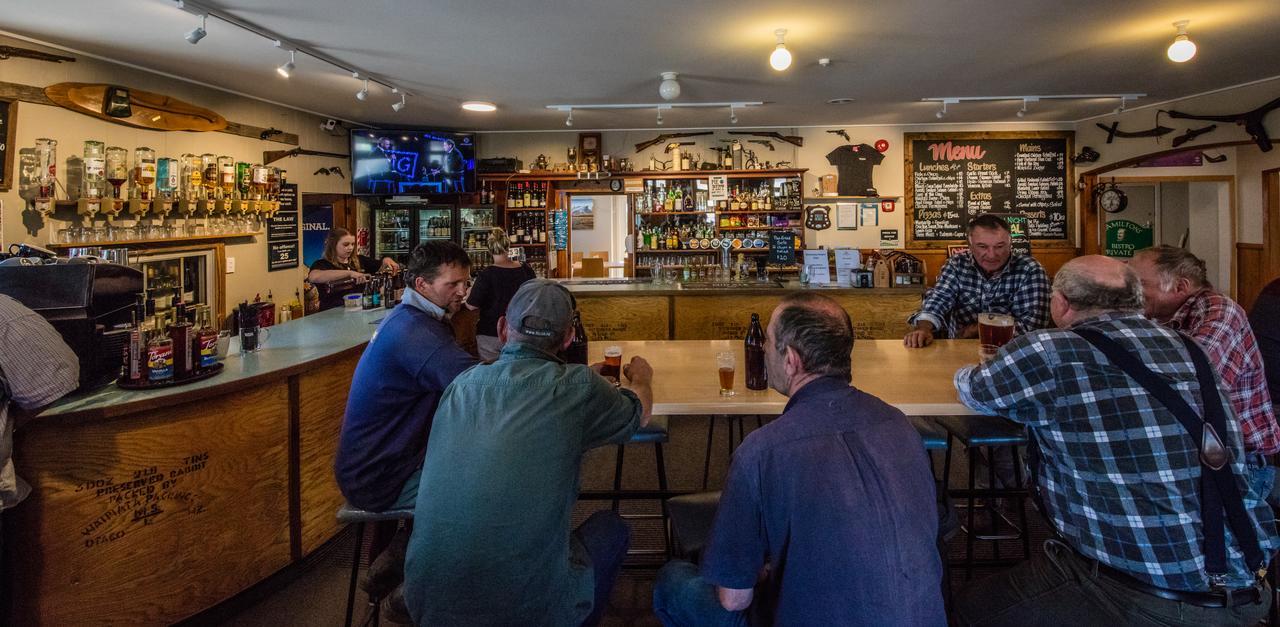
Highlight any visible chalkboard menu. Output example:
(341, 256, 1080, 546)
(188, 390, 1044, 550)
(905, 131, 1072, 247)
(0, 99, 15, 192)
(768, 231, 795, 265)
(267, 183, 299, 271)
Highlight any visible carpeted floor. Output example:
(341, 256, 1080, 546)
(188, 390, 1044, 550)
(217, 415, 1050, 626)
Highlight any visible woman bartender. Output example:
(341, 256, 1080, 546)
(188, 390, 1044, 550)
(307, 228, 400, 311)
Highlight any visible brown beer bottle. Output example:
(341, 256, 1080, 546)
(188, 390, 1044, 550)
(745, 313, 768, 390)
(565, 311, 589, 365)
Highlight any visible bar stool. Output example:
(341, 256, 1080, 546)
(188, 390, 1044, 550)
(612, 415, 672, 556)
(336, 502, 415, 627)
(701, 415, 764, 489)
(936, 415, 1032, 580)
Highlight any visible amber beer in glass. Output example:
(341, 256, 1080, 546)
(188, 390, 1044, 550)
(601, 345, 622, 381)
(978, 312, 1016, 359)
(717, 351, 736, 397)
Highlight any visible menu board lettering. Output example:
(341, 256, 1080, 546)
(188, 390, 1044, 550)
(906, 132, 1072, 245)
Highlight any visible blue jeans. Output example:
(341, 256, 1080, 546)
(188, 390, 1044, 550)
(575, 510, 630, 627)
(652, 560, 749, 627)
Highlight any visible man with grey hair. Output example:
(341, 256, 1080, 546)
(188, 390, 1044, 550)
(1130, 246, 1279, 470)
(953, 255, 1277, 625)
(654, 292, 944, 626)
(403, 279, 654, 627)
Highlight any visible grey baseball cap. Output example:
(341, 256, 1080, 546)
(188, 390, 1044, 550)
(506, 279, 575, 338)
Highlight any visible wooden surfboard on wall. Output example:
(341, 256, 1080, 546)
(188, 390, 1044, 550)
(43, 82, 228, 132)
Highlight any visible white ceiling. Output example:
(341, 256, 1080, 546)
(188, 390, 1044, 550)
(3, 0, 1280, 131)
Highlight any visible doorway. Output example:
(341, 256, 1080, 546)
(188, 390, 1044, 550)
(566, 193, 628, 278)
(1106, 177, 1235, 295)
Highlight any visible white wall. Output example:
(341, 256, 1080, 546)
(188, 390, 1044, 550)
(568, 195, 615, 258)
(1159, 182, 1189, 246)
(0, 34, 350, 320)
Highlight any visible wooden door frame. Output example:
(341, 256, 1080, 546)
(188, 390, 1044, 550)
(301, 194, 357, 235)
(1265, 168, 1280, 283)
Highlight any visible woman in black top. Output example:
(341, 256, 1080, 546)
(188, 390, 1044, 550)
(465, 228, 536, 361)
(307, 227, 400, 311)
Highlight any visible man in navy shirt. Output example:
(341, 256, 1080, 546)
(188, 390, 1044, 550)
(653, 292, 945, 626)
(334, 240, 477, 610)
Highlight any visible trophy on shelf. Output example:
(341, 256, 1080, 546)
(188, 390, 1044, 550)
(78, 140, 106, 221)
(33, 138, 58, 216)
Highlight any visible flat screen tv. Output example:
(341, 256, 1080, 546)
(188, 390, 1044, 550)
(351, 129, 476, 195)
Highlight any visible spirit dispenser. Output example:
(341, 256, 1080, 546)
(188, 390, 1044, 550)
(34, 138, 58, 215)
(155, 157, 178, 230)
(78, 140, 106, 218)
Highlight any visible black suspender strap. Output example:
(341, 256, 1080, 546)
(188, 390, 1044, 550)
(1073, 328, 1268, 584)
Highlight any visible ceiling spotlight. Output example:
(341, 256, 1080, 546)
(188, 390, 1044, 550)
(656, 109, 664, 126)
(769, 28, 792, 71)
(356, 79, 369, 101)
(728, 106, 738, 124)
(1016, 97, 1037, 118)
(658, 72, 681, 101)
(461, 101, 497, 112)
(1167, 20, 1197, 63)
(276, 50, 295, 78)
(391, 93, 405, 112)
(565, 109, 574, 127)
(185, 15, 207, 45)
(826, 98, 855, 105)
(935, 101, 949, 119)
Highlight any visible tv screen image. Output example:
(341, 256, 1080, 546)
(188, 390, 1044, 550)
(351, 130, 476, 195)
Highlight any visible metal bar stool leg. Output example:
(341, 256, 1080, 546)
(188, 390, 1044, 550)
(612, 444, 626, 513)
(702, 417, 717, 490)
(1013, 446, 1031, 560)
(655, 441, 672, 555)
(988, 447, 1002, 565)
(344, 522, 365, 627)
(965, 446, 978, 580)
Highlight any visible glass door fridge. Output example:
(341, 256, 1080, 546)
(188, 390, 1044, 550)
(458, 204, 498, 271)
(417, 204, 456, 248)
(372, 205, 413, 263)
(130, 247, 217, 324)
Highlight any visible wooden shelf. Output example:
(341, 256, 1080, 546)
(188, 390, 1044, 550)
(637, 247, 773, 254)
(47, 232, 261, 250)
(504, 207, 549, 211)
(804, 196, 900, 201)
(511, 242, 549, 247)
(717, 226, 795, 231)
(480, 168, 807, 181)
(636, 211, 714, 217)
(715, 209, 802, 214)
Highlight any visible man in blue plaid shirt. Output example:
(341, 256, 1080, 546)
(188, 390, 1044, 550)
(952, 256, 1277, 626)
(904, 214, 1049, 347)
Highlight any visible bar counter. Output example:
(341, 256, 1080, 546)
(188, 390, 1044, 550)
(561, 279, 925, 341)
(12, 306, 387, 626)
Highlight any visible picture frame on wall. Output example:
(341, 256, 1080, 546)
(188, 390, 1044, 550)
(570, 197, 595, 230)
(0, 98, 16, 192)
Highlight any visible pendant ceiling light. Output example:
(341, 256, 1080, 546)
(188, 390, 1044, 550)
(1167, 20, 1197, 63)
(769, 29, 792, 71)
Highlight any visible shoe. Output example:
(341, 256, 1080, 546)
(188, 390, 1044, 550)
(361, 527, 409, 600)
(380, 584, 412, 625)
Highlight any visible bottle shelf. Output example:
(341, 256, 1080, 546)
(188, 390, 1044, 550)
(635, 211, 713, 216)
(637, 247, 773, 254)
(715, 210, 803, 214)
(716, 226, 797, 231)
(46, 231, 262, 249)
(803, 196, 899, 201)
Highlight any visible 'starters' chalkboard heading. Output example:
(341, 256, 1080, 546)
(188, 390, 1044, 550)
(904, 131, 1074, 247)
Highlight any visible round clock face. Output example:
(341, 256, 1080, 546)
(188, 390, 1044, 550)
(609, 179, 622, 192)
(1100, 188, 1127, 213)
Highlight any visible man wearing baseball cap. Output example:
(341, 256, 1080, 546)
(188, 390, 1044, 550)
(403, 279, 655, 626)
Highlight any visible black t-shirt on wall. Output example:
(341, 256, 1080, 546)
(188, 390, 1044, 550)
(826, 144, 884, 196)
(467, 263, 537, 336)
(310, 255, 382, 311)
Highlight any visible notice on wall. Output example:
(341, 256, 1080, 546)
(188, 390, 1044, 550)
(708, 175, 728, 201)
(803, 250, 831, 284)
(836, 203, 858, 230)
(267, 183, 299, 271)
(880, 228, 899, 248)
(553, 210, 569, 250)
(905, 132, 1072, 246)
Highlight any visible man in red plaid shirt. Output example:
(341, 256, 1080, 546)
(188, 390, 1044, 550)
(1131, 246, 1278, 491)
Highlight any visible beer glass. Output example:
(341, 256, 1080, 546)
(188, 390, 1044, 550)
(717, 351, 736, 397)
(978, 312, 1016, 360)
(601, 346, 622, 382)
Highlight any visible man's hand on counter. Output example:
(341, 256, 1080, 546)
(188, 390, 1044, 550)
(903, 322, 935, 348)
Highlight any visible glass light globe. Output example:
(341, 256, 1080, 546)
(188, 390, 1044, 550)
(770, 45, 792, 71)
(1167, 36, 1196, 62)
(659, 72, 681, 100)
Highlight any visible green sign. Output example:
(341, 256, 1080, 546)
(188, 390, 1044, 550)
(1104, 219, 1153, 258)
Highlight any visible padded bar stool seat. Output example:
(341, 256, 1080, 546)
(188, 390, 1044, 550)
(337, 503, 415, 627)
(910, 416, 949, 451)
(935, 415, 1032, 580)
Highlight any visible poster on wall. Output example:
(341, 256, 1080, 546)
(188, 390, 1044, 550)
(267, 183, 299, 271)
(571, 198, 594, 230)
(708, 175, 728, 201)
(1104, 220, 1153, 258)
(301, 203, 334, 267)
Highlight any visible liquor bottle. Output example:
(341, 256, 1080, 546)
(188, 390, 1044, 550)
(565, 311, 589, 364)
(511, 183, 523, 208)
(195, 307, 219, 368)
(745, 313, 768, 390)
(382, 274, 396, 309)
(683, 186, 694, 211)
(147, 329, 175, 383)
(361, 280, 375, 310)
(169, 301, 195, 379)
(523, 184, 533, 208)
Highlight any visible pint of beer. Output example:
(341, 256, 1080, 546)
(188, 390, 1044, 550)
(717, 351, 736, 397)
(978, 312, 1015, 359)
(601, 345, 623, 382)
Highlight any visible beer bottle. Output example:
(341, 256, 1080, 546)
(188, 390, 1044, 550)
(565, 311, 589, 364)
(382, 273, 396, 309)
(361, 279, 375, 310)
(745, 312, 768, 390)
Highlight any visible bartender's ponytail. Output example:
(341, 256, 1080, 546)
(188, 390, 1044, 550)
(488, 228, 511, 257)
